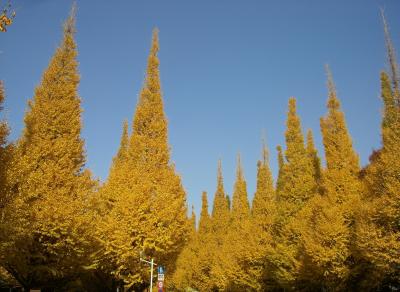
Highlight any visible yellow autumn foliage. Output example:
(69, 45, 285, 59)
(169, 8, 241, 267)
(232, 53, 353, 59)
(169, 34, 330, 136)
(356, 71, 400, 287)
(299, 68, 362, 290)
(0, 4, 398, 291)
(0, 7, 97, 290)
(267, 98, 318, 289)
(95, 29, 189, 289)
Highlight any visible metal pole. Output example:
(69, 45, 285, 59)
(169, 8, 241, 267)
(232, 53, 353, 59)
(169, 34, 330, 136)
(150, 258, 154, 292)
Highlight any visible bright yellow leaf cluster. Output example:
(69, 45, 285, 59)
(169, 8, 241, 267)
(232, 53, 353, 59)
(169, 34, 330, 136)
(0, 5, 399, 292)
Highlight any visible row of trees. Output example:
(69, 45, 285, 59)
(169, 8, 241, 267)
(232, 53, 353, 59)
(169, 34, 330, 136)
(170, 15, 400, 292)
(0, 5, 398, 292)
(0, 7, 190, 291)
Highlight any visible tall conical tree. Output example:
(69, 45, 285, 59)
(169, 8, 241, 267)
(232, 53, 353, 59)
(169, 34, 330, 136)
(89, 119, 132, 289)
(223, 155, 262, 291)
(100, 119, 130, 210)
(251, 141, 276, 289)
(199, 191, 210, 234)
(268, 98, 317, 288)
(357, 71, 400, 288)
(278, 98, 317, 218)
(320, 66, 361, 205)
(300, 67, 362, 289)
(356, 18, 400, 286)
(252, 140, 276, 251)
(211, 160, 230, 228)
(231, 154, 250, 222)
(20, 5, 85, 178)
(98, 29, 188, 289)
(208, 160, 231, 290)
(252, 140, 275, 220)
(195, 190, 214, 291)
(129, 28, 169, 169)
(129, 29, 188, 266)
(3, 6, 96, 289)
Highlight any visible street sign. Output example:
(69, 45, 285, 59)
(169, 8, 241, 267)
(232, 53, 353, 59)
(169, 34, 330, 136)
(157, 265, 165, 292)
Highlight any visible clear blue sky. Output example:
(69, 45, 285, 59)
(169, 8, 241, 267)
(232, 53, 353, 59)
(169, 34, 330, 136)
(1, 0, 399, 217)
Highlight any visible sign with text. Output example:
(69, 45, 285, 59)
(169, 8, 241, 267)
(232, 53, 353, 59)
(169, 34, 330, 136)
(157, 265, 165, 292)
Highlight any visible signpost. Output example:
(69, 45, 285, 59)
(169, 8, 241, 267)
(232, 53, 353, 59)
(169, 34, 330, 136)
(157, 266, 165, 292)
(140, 252, 157, 292)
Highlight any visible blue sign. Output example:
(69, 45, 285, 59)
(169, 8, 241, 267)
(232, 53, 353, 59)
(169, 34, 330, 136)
(157, 266, 164, 275)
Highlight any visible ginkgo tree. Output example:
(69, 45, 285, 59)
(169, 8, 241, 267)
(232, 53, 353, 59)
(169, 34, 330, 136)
(1, 6, 96, 290)
(95, 29, 189, 290)
(0, 3, 398, 291)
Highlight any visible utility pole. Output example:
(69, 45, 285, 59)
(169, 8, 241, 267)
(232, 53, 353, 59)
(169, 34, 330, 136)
(140, 252, 157, 292)
(150, 258, 154, 291)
